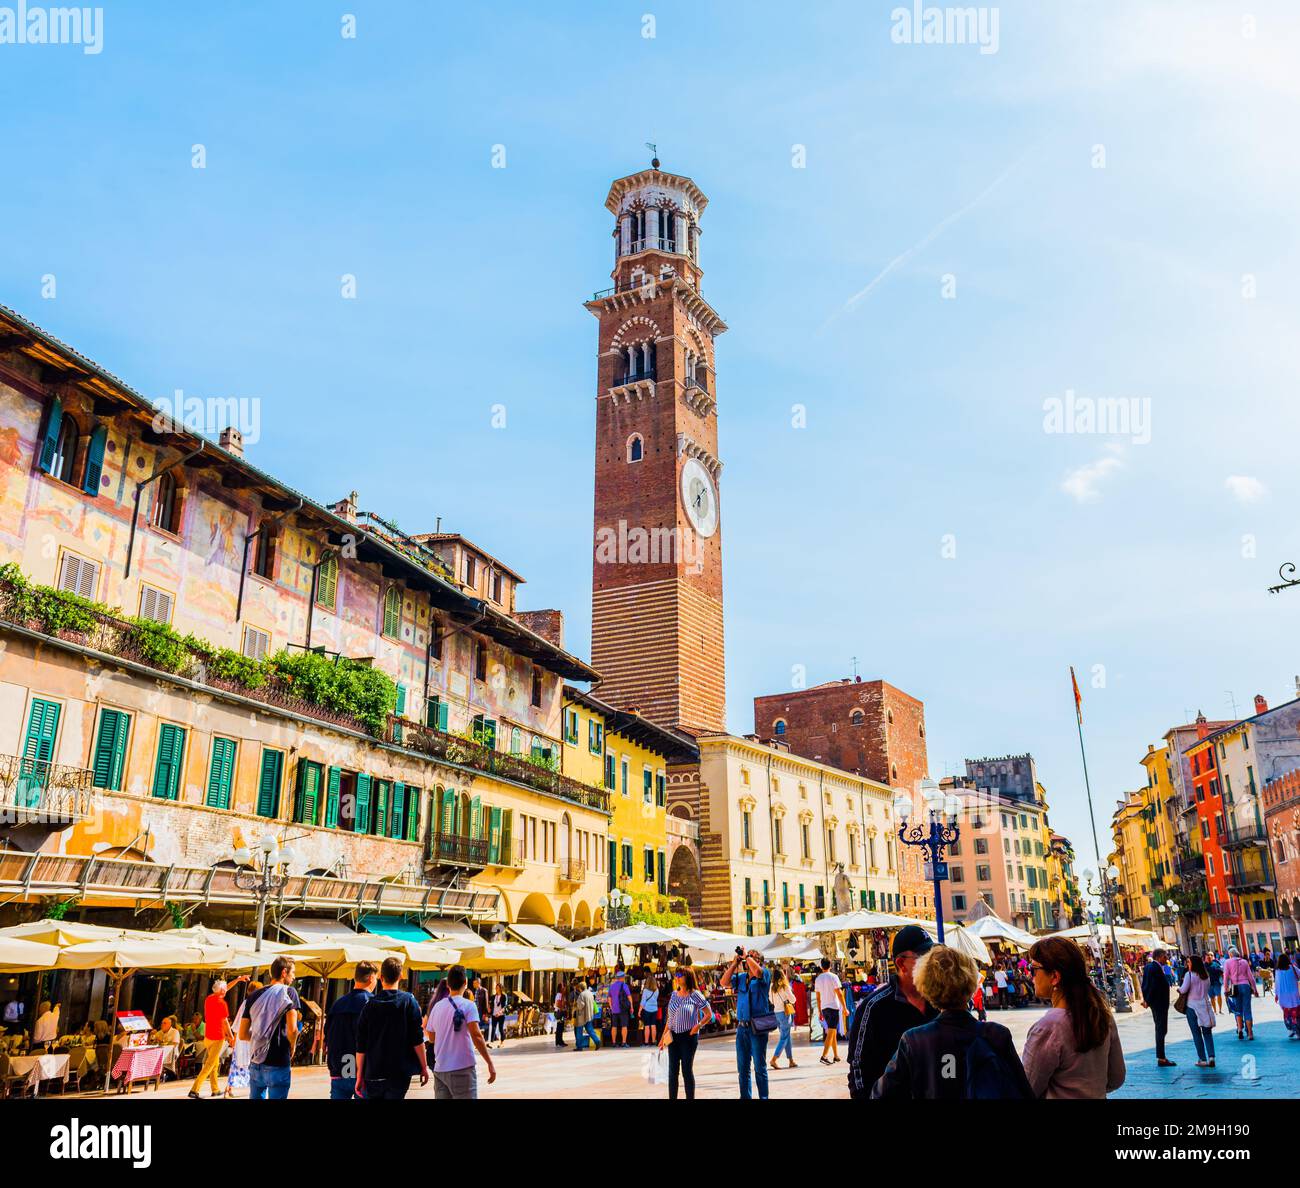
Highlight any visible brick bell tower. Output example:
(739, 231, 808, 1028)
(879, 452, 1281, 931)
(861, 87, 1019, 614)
(586, 159, 727, 736)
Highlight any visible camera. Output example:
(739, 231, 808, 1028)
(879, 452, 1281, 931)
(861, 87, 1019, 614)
(735, 947, 745, 958)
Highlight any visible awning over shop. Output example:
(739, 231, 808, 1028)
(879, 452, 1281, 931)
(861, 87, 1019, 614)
(279, 919, 369, 944)
(421, 919, 485, 947)
(360, 915, 436, 945)
(508, 923, 573, 950)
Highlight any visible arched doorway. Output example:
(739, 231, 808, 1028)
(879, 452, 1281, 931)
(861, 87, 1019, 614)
(668, 846, 702, 922)
(516, 892, 556, 926)
(574, 901, 591, 935)
(557, 903, 572, 932)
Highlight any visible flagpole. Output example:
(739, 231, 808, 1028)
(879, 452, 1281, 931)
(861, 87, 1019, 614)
(1072, 667, 1130, 1012)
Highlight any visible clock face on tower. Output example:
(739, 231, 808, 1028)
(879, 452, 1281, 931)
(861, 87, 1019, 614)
(680, 457, 719, 538)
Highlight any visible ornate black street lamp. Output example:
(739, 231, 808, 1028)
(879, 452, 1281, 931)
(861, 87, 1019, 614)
(893, 779, 961, 943)
(230, 831, 299, 952)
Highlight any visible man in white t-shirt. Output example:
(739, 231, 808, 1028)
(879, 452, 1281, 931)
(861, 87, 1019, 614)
(813, 959, 847, 1065)
(993, 967, 1009, 1009)
(425, 965, 497, 1099)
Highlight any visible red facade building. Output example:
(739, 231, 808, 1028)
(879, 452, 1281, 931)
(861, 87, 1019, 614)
(1186, 726, 1243, 951)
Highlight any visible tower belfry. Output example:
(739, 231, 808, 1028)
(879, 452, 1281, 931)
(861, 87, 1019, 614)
(586, 163, 727, 735)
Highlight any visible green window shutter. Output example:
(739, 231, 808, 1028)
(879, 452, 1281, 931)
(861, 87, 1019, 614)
(406, 788, 420, 842)
(656, 773, 666, 807)
(296, 761, 321, 824)
(425, 697, 440, 729)
(91, 708, 128, 791)
(437, 701, 449, 731)
(374, 781, 389, 836)
(604, 754, 615, 790)
(500, 809, 513, 864)
(470, 795, 482, 840)
(206, 737, 236, 809)
(317, 556, 338, 611)
(390, 782, 406, 839)
(257, 749, 283, 818)
(395, 685, 407, 716)
(355, 773, 372, 833)
(488, 806, 502, 863)
(38, 396, 62, 474)
(152, 723, 185, 801)
(440, 787, 455, 834)
(324, 766, 342, 828)
(20, 698, 61, 803)
(483, 719, 497, 749)
(383, 588, 401, 637)
(643, 768, 653, 801)
(82, 425, 108, 495)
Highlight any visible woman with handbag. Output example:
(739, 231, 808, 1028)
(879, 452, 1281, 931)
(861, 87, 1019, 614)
(659, 968, 713, 1099)
(768, 965, 798, 1070)
(1222, 947, 1258, 1040)
(1178, 954, 1216, 1069)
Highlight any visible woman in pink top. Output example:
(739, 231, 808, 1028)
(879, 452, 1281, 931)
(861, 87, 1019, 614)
(1021, 937, 1126, 1099)
(1222, 947, 1257, 1040)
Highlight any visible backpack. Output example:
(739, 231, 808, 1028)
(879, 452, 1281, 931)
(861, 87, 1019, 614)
(964, 1024, 1028, 1100)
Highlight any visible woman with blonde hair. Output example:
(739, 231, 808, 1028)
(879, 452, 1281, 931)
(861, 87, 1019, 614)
(768, 964, 798, 1070)
(1022, 937, 1126, 1097)
(871, 945, 1031, 1099)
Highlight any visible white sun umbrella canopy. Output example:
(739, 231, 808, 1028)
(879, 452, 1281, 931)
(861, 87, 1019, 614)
(786, 908, 918, 936)
(0, 920, 160, 948)
(0, 935, 62, 972)
(963, 916, 1039, 950)
(1049, 924, 1164, 949)
(454, 942, 580, 973)
(577, 923, 679, 948)
(913, 923, 991, 965)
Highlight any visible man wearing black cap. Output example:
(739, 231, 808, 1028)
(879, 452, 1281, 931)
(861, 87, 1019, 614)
(846, 925, 939, 1099)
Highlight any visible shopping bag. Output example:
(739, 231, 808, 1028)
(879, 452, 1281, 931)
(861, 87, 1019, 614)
(642, 1047, 668, 1085)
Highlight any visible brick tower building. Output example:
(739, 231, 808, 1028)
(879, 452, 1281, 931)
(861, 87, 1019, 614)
(753, 677, 933, 917)
(586, 160, 727, 736)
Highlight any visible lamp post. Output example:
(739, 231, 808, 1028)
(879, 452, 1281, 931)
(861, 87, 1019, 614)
(230, 832, 298, 952)
(1083, 864, 1131, 1012)
(1156, 899, 1181, 945)
(894, 780, 960, 944)
(599, 888, 632, 930)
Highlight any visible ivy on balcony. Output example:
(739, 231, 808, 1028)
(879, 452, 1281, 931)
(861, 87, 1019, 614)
(0, 564, 396, 735)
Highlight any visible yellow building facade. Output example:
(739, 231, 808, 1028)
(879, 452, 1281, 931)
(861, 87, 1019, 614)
(561, 688, 698, 916)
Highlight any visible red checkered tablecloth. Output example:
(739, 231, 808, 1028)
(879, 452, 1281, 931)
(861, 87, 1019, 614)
(111, 1045, 164, 1085)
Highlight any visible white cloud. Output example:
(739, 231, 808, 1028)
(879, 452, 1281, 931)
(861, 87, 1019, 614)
(1225, 475, 1266, 504)
(1061, 451, 1123, 503)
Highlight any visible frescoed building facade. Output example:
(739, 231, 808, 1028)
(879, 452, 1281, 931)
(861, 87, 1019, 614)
(0, 305, 614, 937)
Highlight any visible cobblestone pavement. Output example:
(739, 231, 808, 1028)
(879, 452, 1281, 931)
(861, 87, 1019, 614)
(87, 997, 1292, 1100)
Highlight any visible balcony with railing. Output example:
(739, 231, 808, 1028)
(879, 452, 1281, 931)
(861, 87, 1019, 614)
(1221, 820, 1268, 850)
(390, 717, 611, 815)
(0, 755, 95, 828)
(559, 858, 586, 885)
(1224, 863, 1274, 893)
(426, 830, 491, 870)
(1175, 852, 1207, 880)
(666, 814, 699, 844)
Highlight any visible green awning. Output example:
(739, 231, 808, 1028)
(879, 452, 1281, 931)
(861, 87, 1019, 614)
(359, 915, 432, 945)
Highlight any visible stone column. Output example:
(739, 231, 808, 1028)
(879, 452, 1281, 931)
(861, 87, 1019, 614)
(675, 212, 688, 254)
(646, 206, 660, 248)
(620, 214, 632, 256)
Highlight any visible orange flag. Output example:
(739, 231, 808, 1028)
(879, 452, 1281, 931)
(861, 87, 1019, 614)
(1070, 666, 1082, 725)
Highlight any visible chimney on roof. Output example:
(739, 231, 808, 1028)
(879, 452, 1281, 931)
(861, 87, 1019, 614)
(1254, 694, 1268, 715)
(329, 492, 359, 523)
(219, 426, 244, 457)
(1195, 710, 1208, 739)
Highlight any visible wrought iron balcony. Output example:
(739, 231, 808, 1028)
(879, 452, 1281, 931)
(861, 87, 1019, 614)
(0, 755, 95, 828)
(1175, 852, 1207, 879)
(391, 717, 611, 815)
(1224, 865, 1274, 893)
(613, 370, 656, 387)
(1209, 897, 1238, 918)
(1221, 820, 1268, 849)
(426, 830, 491, 870)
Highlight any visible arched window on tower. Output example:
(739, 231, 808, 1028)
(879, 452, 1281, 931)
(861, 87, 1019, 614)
(773, 719, 787, 735)
(850, 709, 864, 727)
(627, 434, 644, 463)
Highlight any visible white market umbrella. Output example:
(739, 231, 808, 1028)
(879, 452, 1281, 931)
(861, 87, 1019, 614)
(785, 909, 918, 936)
(273, 941, 401, 980)
(0, 935, 61, 972)
(962, 915, 1039, 950)
(577, 924, 679, 948)
(454, 942, 579, 973)
(0, 920, 158, 947)
(913, 922, 991, 965)
(1048, 924, 1163, 949)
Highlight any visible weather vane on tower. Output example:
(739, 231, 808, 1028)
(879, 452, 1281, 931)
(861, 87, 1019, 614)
(646, 141, 659, 168)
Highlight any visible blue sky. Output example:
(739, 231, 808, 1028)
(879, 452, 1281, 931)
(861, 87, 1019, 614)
(4, 0, 1300, 869)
